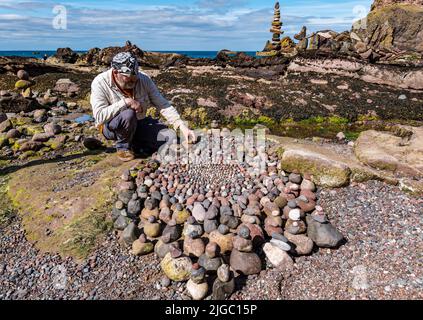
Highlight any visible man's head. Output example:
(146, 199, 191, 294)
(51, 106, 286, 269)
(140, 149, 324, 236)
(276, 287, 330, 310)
(111, 52, 139, 90)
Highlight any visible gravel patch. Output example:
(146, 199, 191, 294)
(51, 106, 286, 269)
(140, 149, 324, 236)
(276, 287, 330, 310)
(1, 180, 421, 300)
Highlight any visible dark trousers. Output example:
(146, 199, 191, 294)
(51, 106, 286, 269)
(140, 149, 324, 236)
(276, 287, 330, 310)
(102, 109, 168, 153)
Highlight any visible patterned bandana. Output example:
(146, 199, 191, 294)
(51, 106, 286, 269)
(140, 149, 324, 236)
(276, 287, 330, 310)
(111, 52, 139, 76)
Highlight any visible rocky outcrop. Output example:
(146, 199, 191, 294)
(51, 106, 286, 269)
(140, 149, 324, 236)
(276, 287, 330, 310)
(371, 0, 423, 10)
(75, 41, 189, 69)
(280, 149, 352, 188)
(75, 48, 101, 66)
(353, 1, 423, 56)
(50, 48, 80, 64)
(268, 135, 399, 188)
(354, 127, 423, 178)
(0, 92, 41, 113)
(77, 41, 144, 66)
(0, 57, 70, 77)
(287, 56, 423, 90)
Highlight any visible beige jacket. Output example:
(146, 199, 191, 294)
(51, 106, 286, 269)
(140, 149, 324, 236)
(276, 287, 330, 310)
(90, 69, 183, 129)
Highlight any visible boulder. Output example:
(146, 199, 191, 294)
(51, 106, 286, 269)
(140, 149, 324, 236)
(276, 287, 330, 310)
(281, 149, 351, 188)
(229, 249, 262, 275)
(120, 222, 139, 246)
(399, 178, 423, 196)
(154, 239, 179, 259)
(44, 123, 62, 135)
(17, 69, 29, 80)
(0, 112, 7, 123)
(354, 1, 423, 54)
(354, 128, 423, 178)
(83, 137, 103, 150)
(306, 215, 344, 248)
(0, 94, 40, 113)
(160, 252, 192, 282)
(53, 79, 80, 97)
(15, 80, 34, 90)
(212, 278, 235, 300)
(263, 243, 294, 273)
(284, 232, 314, 255)
(131, 240, 154, 256)
(186, 279, 208, 300)
(0, 119, 12, 133)
(208, 230, 234, 254)
(19, 141, 43, 152)
(183, 237, 205, 258)
(52, 48, 79, 64)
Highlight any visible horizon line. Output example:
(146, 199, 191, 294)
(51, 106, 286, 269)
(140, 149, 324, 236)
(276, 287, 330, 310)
(0, 49, 259, 52)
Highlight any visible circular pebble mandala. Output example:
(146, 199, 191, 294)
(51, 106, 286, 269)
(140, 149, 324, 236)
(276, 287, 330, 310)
(112, 138, 345, 300)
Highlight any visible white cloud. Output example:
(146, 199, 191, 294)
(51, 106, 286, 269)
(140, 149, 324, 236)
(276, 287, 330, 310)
(0, 0, 373, 50)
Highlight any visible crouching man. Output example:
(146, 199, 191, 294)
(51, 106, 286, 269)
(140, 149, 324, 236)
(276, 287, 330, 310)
(90, 52, 195, 161)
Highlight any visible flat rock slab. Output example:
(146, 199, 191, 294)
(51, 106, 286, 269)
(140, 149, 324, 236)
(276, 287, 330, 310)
(7, 152, 139, 259)
(268, 135, 398, 188)
(281, 148, 351, 188)
(354, 127, 423, 178)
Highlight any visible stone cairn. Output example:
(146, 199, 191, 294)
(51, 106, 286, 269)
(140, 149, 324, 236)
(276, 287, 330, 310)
(269, 2, 283, 51)
(257, 2, 283, 56)
(112, 129, 344, 300)
(14, 70, 36, 98)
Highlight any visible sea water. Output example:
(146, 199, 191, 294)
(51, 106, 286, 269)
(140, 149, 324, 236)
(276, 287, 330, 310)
(0, 50, 258, 60)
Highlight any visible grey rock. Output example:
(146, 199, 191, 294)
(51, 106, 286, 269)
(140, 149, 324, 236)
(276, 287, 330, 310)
(162, 224, 182, 243)
(218, 224, 229, 235)
(306, 215, 344, 248)
(204, 219, 218, 233)
(212, 278, 235, 300)
(127, 198, 141, 217)
(238, 226, 251, 239)
(114, 215, 130, 230)
(205, 205, 219, 220)
(289, 173, 302, 184)
(270, 239, 291, 252)
(288, 200, 297, 209)
(217, 264, 231, 283)
(198, 254, 223, 271)
(118, 190, 134, 205)
(121, 222, 139, 246)
(191, 267, 206, 284)
(229, 249, 262, 275)
(271, 233, 288, 243)
(83, 137, 103, 150)
(220, 215, 239, 229)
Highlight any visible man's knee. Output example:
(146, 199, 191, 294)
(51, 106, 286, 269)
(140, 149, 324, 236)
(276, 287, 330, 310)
(120, 108, 137, 128)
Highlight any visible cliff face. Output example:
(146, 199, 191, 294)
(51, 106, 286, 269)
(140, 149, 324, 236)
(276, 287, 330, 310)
(371, 0, 423, 10)
(354, 0, 423, 54)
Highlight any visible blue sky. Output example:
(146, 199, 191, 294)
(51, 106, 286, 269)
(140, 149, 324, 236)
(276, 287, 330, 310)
(0, 0, 373, 51)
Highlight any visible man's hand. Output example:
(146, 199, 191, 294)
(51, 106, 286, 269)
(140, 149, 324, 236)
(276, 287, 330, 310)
(124, 98, 143, 113)
(179, 123, 196, 145)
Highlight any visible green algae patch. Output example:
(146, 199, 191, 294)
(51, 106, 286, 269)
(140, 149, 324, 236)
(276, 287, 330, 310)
(280, 148, 352, 188)
(7, 152, 139, 260)
(0, 176, 17, 227)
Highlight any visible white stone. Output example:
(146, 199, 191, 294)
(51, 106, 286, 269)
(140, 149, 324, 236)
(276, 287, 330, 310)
(186, 279, 208, 300)
(144, 178, 153, 187)
(351, 265, 370, 290)
(263, 243, 294, 271)
(336, 132, 346, 140)
(270, 239, 291, 252)
(289, 209, 301, 221)
(192, 202, 206, 222)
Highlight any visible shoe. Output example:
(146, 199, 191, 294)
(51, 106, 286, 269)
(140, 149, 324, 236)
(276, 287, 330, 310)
(117, 149, 135, 162)
(132, 147, 154, 158)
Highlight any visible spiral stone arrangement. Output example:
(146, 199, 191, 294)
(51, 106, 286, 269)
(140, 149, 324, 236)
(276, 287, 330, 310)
(111, 136, 345, 300)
